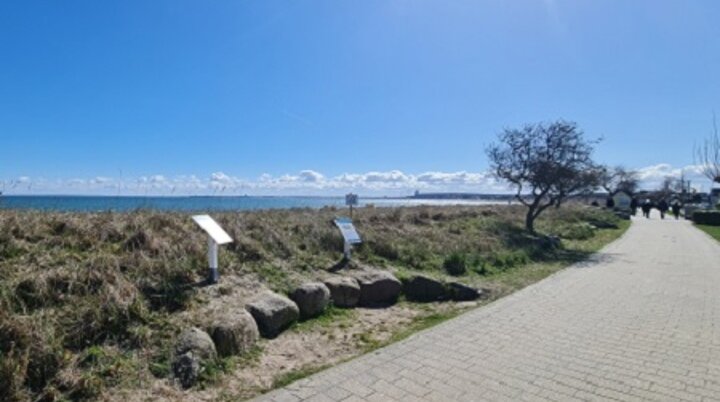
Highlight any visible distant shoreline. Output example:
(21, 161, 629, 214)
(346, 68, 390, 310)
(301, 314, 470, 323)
(0, 194, 512, 213)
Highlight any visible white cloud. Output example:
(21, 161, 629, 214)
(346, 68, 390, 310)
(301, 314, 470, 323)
(636, 164, 709, 191)
(91, 176, 112, 185)
(298, 170, 324, 182)
(149, 175, 166, 184)
(4, 164, 717, 196)
(416, 171, 489, 185)
(363, 170, 410, 183)
(67, 179, 86, 186)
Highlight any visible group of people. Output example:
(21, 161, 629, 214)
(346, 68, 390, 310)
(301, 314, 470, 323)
(629, 198, 682, 220)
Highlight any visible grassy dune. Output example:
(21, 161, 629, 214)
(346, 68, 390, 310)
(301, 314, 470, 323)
(0, 204, 628, 401)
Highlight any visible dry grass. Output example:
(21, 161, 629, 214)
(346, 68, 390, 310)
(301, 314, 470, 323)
(0, 204, 624, 401)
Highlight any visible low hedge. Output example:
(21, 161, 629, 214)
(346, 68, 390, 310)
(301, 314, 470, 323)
(692, 210, 720, 226)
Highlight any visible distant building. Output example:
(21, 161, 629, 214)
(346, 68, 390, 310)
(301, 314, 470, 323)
(612, 191, 633, 212)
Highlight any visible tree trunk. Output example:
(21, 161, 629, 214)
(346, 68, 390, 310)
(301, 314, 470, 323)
(525, 207, 536, 234)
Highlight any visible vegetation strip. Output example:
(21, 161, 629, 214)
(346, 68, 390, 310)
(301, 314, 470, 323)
(695, 224, 720, 242)
(0, 205, 628, 401)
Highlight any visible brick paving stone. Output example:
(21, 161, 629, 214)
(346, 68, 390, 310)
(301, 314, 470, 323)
(253, 213, 720, 401)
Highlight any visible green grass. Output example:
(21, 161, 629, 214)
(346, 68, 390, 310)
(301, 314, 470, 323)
(383, 310, 463, 346)
(290, 305, 357, 333)
(695, 224, 720, 242)
(491, 219, 630, 291)
(272, 364, 331, 389)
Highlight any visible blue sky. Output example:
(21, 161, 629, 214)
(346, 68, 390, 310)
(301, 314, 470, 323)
(2, 1, 719, 195)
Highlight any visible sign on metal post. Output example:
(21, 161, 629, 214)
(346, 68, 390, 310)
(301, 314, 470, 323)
(192, 215, 233, 284)
(334, 217, 361, 260)
(345, 193, 359, 218)
(345, 193, 358, 206)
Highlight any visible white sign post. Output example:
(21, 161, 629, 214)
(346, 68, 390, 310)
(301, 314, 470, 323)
(334, 217, 361, 260)
(192, 215, 233, 284)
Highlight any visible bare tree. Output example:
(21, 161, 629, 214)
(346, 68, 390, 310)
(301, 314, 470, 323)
(600, 166, 639, 195)
(695, 114, 720, 183)
(660, 176, 674, 196)
(487, 120, 604, 233)
(672, 170, 691, 194)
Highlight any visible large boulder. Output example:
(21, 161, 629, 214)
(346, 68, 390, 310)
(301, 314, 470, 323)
(323, 276, 361, 308)
(209, 310, 259, 357)
(403, 275, 448, 302)
(173, 354, 200, 389)
(290, 282, 330, 319)
(245, 292, 299, 338)
(448, 282, 482, 301)
(172, 327, 217, 388)
(353, 271, 402, 307)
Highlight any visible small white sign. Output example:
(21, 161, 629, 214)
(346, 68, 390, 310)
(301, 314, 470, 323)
(334, 217, 362, 244)
(192, 215, 233, 245)
(345, 193, 359, 207)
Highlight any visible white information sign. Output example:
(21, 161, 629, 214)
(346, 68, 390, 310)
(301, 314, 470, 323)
(334, 217, 362, 244)
(192, 215, 233, 245)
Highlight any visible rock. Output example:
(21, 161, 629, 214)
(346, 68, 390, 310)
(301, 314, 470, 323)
(403, 275, 448, 302)
(290, 282, 330, 319)
(174, 327, 217, 360)
(448, 282, 482, 301)
(172, 353, 200, 389)
(172, 327, 216, 388)
(245, 292, 299, 338)
(353, 271, 402, 307)
(323, 276, 361, 308)
(209, 310, 259, 357)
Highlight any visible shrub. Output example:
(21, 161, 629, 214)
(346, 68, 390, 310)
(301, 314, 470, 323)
(0, 313, 64, 397)
(489, 250, 530, 271)
(400, 244, 437, 271)
(369, 241, 399, 261)
(693, 211, 720, 226)
(559, 222, 596, 240)
(468, 254, 489, 276)
(443, 253, 467, 276)
(0, 347, 26, 401)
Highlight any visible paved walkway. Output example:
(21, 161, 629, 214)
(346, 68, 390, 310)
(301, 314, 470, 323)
(256, 213, 720, 401)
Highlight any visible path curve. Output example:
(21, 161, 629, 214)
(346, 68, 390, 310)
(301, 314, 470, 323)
(256, 213, 720, 401)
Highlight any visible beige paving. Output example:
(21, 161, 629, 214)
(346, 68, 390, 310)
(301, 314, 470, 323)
(254, 212, 720, 401)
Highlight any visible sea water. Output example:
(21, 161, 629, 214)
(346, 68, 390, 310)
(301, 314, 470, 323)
(0, 195, 501, 212)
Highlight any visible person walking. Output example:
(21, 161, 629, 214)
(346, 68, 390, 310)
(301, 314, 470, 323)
(606, 196, 615, 209)
(641, 199, 653, 218)
(630, 197, 638, 216)
(671, 200, 682, 220)
(657, 199, 669, 220)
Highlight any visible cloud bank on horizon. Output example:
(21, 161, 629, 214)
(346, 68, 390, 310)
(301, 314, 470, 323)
(1, 164, 714, 196)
